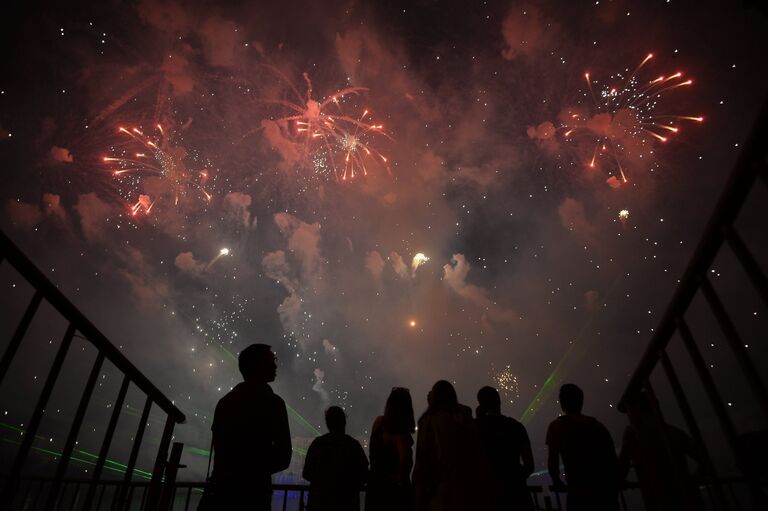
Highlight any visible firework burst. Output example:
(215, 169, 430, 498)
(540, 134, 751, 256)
(492, 365, 520, 404)
(104, 124, 213, 215)
(559, 54, 703, 186)
(264, 69, 392, 181)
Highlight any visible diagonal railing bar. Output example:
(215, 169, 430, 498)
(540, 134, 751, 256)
(725, 227, 768, 306)
(0, 291, 43, 388)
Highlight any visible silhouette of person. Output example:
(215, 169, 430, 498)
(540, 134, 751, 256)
(366, 387, 416, 511)
(618, 391, 703, 510)
(475, 386, 535, 511)
(303, 406, 369, 511)
(413, 380, 493, 511)
(205, 344, 292, 511)
(546, 383, 619, 511)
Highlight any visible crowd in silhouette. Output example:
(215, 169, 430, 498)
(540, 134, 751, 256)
(200, 344, 702, 511)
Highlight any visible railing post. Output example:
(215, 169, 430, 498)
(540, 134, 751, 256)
(0, 322, 75, 509)
(83, 374, 131, 510)
(114, 395, 153, 511)
(0, 291, 43, 388)
(145, 414, 176, 510)
(45, 351, 105, 510)
(158, 442, 185, 510)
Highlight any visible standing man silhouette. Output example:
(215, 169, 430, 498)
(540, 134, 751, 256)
(546, 383, 619, 511)
(303, 406, 369, 511)
(207, 344, 292, 510)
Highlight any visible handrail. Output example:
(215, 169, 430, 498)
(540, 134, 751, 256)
(617, 97, 768, 412)
(0, 229, 185, 423)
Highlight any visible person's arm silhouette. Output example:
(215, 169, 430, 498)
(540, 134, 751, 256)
(521, 426, 535, 479)
(270, 395, 292, 473)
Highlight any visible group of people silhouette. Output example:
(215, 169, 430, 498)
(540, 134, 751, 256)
(199, 344, 700, 511)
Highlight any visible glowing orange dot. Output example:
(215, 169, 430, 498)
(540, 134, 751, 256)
(409, 320, 416, 327)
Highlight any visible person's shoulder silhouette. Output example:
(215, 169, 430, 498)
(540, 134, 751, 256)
(303, 406, 368, 511)
(204, 344, 292, 511)
(475, 386, 534, 511)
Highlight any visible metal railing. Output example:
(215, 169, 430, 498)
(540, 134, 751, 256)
(1, 479, 587, 511)
(0, 230, 186, 511)
(617, 98, 768, 509)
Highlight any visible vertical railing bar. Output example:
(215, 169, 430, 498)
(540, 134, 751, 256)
(55, 482, 69, 511)
(726, 227, 768, 306)
(96, 483, 108, 509)
(139, 485, 149, 511)
(45, 352, 106, 510)
(31, 479, 46, 511)
(282, 488, 288, 511)
(115, 396, 153, 511)
(83, 374, 131, 510)
(0, 291, 43, 388)
(619, 489, 628, 511)
(183, 486, 192, 511)
(659, 349, 730, 510)
(700, 277, 768, 416)
(726, 481, 742, 511)
(19, 479, 33, 511)
(0, 323, 75, 505)
(145, 414, 176, 511)
(126, 485, 136, 510)
(158, 442, 184, 511)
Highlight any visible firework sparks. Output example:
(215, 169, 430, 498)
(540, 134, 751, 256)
(411, 253, 430, 276)
(559, 54, 703, 186)
(492, 365, 520, 404)
(264, 70, 392, 181)
(618, 209, 630, 223)
(104, 124, 212, 215)
(206, 247, 231, 270)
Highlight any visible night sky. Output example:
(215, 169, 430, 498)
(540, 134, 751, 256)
(1, 0, 767, 482)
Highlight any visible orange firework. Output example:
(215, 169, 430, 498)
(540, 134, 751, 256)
(104, 125, 212, 215)
(559, 54, 703, 187)
(263, 69, 391, 181)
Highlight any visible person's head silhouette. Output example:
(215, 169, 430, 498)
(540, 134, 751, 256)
(559, 383, 584, 414)
(429, 380, 458, 412)
(384, 387, 416, 434)
(325, 406, 346, 434)
(238, 343, 277, 383)
(477, 385, 501, 417)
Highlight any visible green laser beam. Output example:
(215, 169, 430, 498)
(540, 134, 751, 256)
(520, 277, 622, 425)
(175, 308, 320, 437)
(1, 436, 153, 479)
